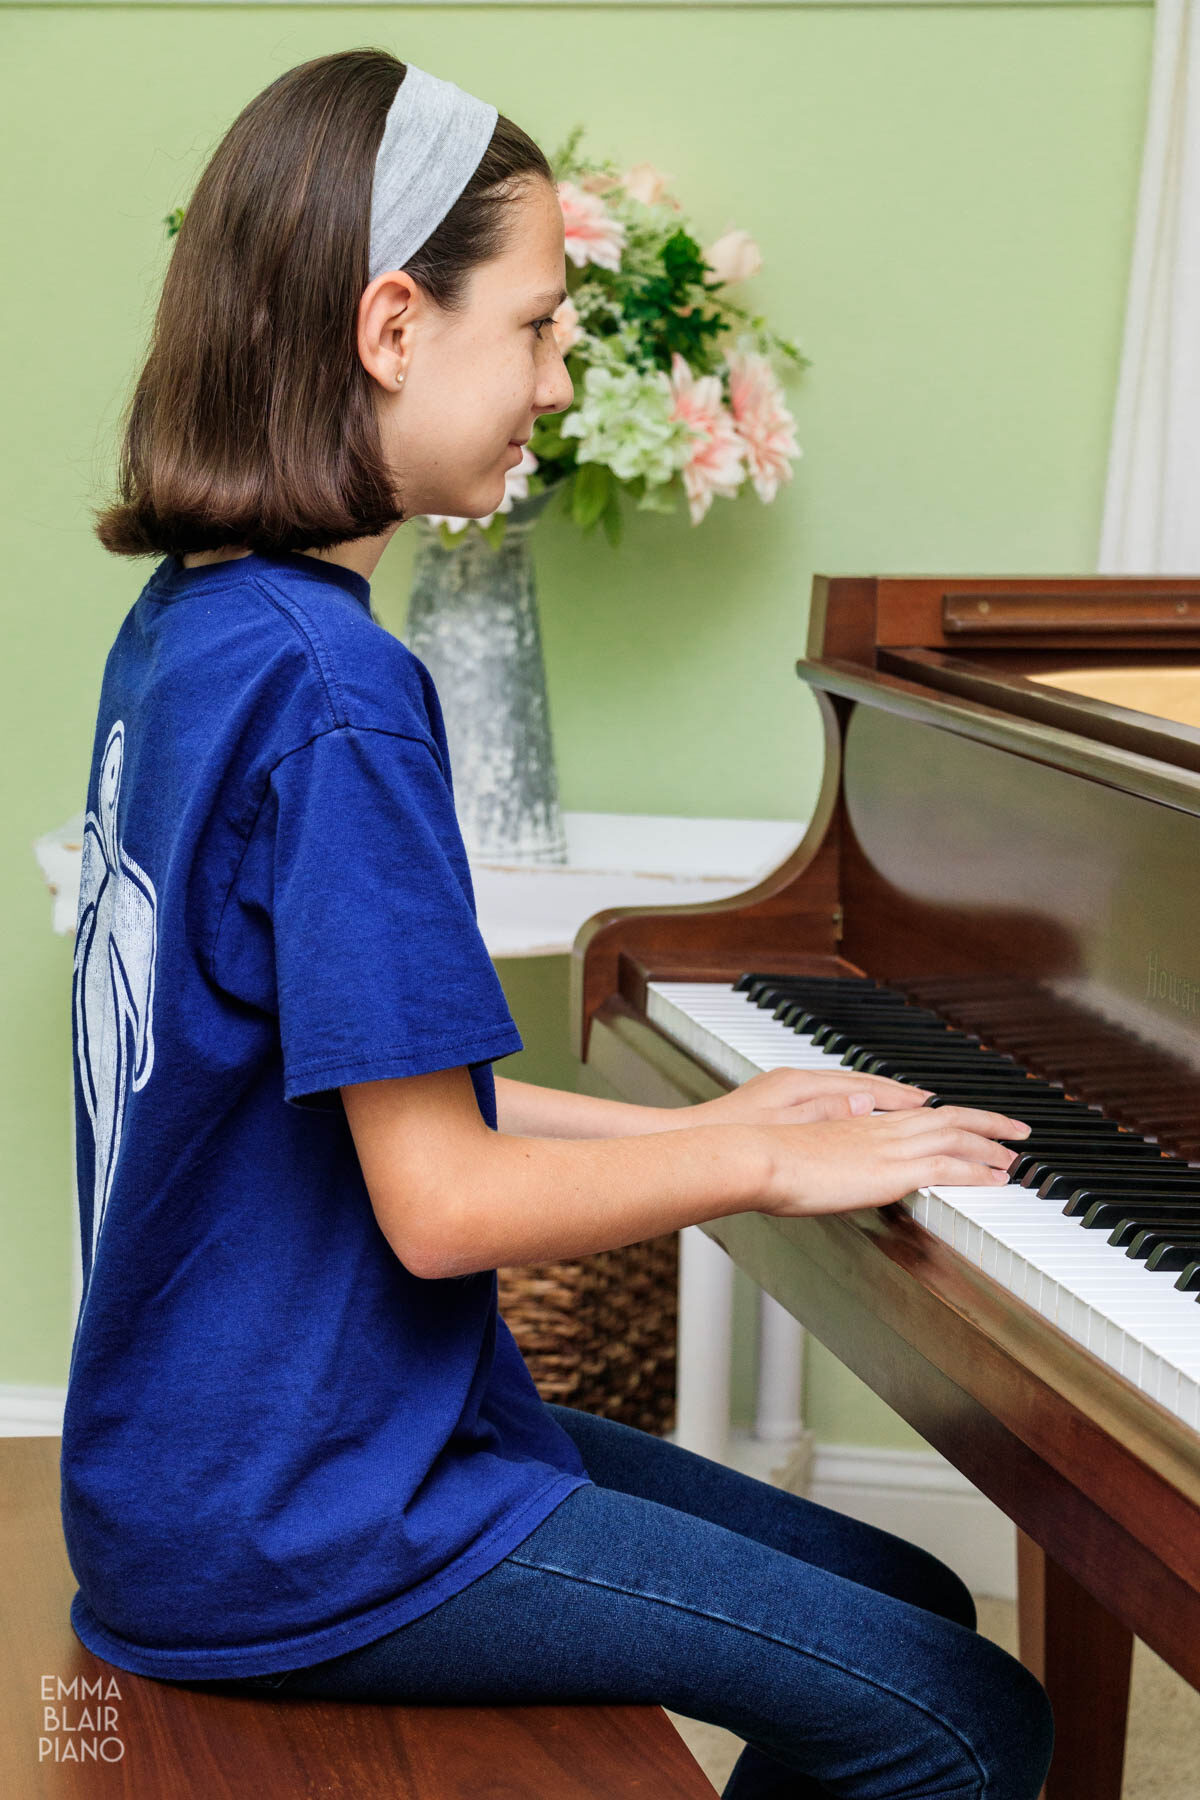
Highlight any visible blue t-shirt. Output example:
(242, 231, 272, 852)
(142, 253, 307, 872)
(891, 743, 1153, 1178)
(62, 546, 591, 1680)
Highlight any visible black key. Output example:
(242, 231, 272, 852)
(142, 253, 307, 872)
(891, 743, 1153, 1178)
(783, 1006, 908, 1033)
(856, 1047, 1026, 1067)
(1014, 1150, 1176, 1184)
(860, 1056, 1027, 1081)
(1038, 1169, 1200, 1200)
(737, 974, 882, 1003)
(1001, 1117, 1123, 1136)
(852, 1064, 1056, 1091)
(923, 1085, 1090, 1100)
(814, 1025, 981, 1046)
(1109, 1214, 1200, 1248)
(923, 1084, 1081, 1104)
(1001, 1134, 1155, 1157)
(1173, 1262, 1200, 1292)
(772, 991, 907, 1011)
(905, 1072, 1080, 1093)
(1075, 1198, 1200, 1228)
(1056, 1172, 1200, 1197)
(738, 974, 881, 992)
(1143, 1235, 1200, 1270)
(805, 1017, 927, 1041)
(818, 1030, 981, 1056)
(856, 1085, 1076, 1113)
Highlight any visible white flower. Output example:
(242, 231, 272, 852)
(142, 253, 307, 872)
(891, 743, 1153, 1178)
(560, 365, 698, 486)
(704, 228, 763, 286)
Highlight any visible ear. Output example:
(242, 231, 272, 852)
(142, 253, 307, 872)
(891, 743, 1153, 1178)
(357, 270, 421, 391)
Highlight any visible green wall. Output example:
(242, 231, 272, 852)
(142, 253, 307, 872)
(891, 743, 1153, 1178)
(1, 5, 1153, 1449)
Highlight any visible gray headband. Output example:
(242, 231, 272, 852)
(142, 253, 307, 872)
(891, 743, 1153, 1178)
(368, 63, 499, 283)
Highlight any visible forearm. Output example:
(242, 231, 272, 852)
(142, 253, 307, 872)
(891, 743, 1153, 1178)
(435, 1119, 773, 1279)
(492, 1074, 680, 1140)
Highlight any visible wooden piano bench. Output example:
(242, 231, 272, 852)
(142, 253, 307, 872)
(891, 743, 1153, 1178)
(1, 1435, 717, 1798)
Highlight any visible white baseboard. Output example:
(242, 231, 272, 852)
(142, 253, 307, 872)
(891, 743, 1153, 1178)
(0, 1383, 66, 1435)
(1, 1390, 1017, 1600)
(718, 1428, 1016, 1601)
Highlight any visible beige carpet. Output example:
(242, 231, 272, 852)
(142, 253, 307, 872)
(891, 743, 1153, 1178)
(665, 1596, 1200, 1796)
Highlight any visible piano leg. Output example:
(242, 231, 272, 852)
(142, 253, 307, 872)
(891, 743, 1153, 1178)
(1016, 1531, 1133, 1800)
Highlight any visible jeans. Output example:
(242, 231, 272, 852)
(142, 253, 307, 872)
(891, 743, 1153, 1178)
(189, 1403, 1053, 1798)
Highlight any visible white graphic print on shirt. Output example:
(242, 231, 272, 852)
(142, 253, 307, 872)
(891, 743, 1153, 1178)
(73, 720, 158, 1272)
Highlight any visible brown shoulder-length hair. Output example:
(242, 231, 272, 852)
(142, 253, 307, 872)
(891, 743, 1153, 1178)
(93, 50, 553, 558)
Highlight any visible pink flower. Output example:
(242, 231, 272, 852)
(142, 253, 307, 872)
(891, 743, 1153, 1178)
(551, 295, 583, 357)
(725, 345, 801, 504)
(579, 172, 624, 198)
(622, 163, 682, 211)
(704, 227, 763, 286)
(668, 352, 747, 526)
(557, 180, 626, 273)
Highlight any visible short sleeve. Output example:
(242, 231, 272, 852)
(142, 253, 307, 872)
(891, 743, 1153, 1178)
(267, 725, 523, 1108)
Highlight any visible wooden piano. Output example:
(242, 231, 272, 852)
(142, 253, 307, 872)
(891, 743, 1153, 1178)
(570, 576, 1200, 1800)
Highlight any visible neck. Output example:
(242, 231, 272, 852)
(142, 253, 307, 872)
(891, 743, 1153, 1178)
(181, 525, 401, 581)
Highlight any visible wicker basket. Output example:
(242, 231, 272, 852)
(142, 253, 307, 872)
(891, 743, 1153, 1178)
(498, 1231, 679, 1436)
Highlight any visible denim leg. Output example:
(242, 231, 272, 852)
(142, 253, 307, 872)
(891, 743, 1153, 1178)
(543, 1404, 979, 1631)
(544, 1402, 992, 1800)
(269, 1472, 1050, 1797)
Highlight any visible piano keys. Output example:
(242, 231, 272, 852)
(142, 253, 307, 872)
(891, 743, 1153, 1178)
(647, 974, 1200, 1426)
(570, 575, 1200, 1800)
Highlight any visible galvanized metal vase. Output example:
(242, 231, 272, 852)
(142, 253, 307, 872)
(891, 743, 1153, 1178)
(405, 483, 569, 865)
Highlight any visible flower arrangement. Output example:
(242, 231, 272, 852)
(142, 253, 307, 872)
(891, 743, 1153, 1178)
(166, 125, 809, 555)
(426, 127, 810, 550)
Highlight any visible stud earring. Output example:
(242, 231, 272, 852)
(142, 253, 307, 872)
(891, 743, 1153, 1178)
(396, 371, 405, 385)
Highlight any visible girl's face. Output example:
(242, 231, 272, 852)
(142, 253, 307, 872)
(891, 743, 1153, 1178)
(360, 179, 574, 522)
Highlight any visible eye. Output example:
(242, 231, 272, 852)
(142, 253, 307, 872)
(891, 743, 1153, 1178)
(530, 316, 557, 340)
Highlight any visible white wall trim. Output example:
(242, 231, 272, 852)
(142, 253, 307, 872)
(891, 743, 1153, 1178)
(0, 1384, 66, 1435)
(810, 1443, 1017, 1600)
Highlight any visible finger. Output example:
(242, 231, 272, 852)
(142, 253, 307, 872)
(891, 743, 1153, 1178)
(852, 1075, 932, 1110)
(789, 1094, 863, 1123)
(773, 1077, 879, 1113)
(779, 1077, 925, 1116)
(914, 1156, 1015, 1189)
(915, 1126, 1018, 1168)
(910, 1105, 1030, 1141)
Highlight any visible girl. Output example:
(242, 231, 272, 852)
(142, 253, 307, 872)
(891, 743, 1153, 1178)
(67, 48, 1053, 1798)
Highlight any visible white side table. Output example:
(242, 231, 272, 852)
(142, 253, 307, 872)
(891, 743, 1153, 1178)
(36, 809, 809, 1464)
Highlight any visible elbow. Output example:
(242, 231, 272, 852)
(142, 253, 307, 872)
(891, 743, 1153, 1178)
(390, 1195, 481, 1281)
(389, 1223, 455, 1282)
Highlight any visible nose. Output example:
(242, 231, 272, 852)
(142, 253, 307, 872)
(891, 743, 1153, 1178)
(541, 364, 574, 418)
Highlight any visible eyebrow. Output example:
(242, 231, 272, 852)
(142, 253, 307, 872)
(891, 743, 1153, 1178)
(530, 287, 568, 310)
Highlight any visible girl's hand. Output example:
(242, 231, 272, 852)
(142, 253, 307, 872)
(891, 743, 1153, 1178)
(760, 1105, 1031, 1219)
(691, 1065, 933, 1129)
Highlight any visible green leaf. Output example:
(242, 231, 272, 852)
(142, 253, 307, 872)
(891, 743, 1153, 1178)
(636, 479, 681, 515)
(481, 513, 508, 553)
(600, 486, 623, 549)
(531, 419, 570, 461)
(570, 462, 610, 531)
